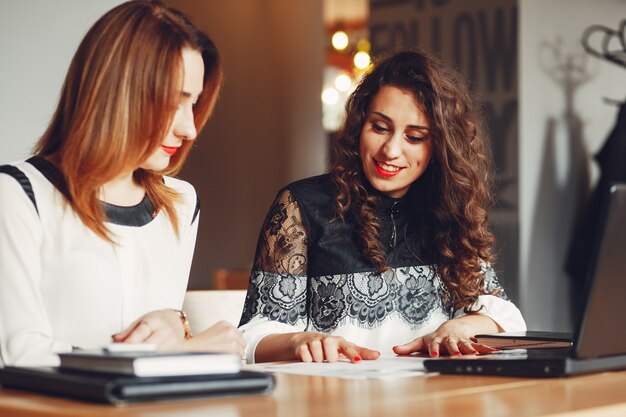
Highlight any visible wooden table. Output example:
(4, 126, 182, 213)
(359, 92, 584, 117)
(2, 370, 626, 417)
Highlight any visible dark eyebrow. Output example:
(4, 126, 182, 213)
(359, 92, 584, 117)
(372, 111, 429, 131)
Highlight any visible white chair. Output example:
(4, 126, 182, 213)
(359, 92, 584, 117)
(182, 290, 247, 335)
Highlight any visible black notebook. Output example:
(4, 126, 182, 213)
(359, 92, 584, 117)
(425, 183, 626, 377)
(0, 366, 275, 404)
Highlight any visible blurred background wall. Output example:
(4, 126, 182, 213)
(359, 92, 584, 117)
(518, 0, 626, 331)
(165, 0, 326, 290)
(0, 0, 125, 163)
(1, 0, 624, 332)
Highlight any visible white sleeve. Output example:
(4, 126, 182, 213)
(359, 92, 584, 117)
(454, 294, 527, 332)
(162, 176, 199, 309)
(178, 191, 199, 307)
(453, 262, 527, 332)
(239, 310, 306, 364)
(239, 270, 308, 364)
(0, 174, 72, 366)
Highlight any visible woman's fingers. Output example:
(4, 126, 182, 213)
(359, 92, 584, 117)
(184, 321, 245, 357)
(457, 340, 480, 355)
(114, 320, 152, 343)
(144, 328, 173, 349)
(112, 309, 186, 347)
(393, 337, 426, 355)
(111, 318, 141, 342)
(339, 343, 362, 363)
(428, 340, 441, 357)
(293, 333, 378, 364)
(309, 339, 325, 363)
(436, 337, 491, 356)
(297, 343, 313, 362)
(441, 337, 462, 356)
(394, 335, 485, 357)
(358, 347, 381, 360)
(338, 341, 379, 363)
(322, 337, 340, 363)
(123, 321, 154, 343)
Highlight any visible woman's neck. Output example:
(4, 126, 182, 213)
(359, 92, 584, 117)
(99, 171, 145, 206)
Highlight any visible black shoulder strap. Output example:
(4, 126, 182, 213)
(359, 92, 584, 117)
(192, 194, 200, 225)
(0, 164, 39, 215)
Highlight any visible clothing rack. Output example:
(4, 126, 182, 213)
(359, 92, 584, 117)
(581, 19, 626, 70)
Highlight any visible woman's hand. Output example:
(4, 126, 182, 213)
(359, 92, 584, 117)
(290, 332, 380, 363)
(112, 309, 185, 350)
(183, 321, 246, 358)
(393, 315, 501, 357)
(113, 314, 245, 358)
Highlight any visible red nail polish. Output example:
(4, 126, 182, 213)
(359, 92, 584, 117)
(431, 352, 439, 358)
(456, 352, 462, 357)
(354, 356, 362, 362)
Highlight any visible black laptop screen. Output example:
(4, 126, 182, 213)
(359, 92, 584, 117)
(575, 183, 626, 359)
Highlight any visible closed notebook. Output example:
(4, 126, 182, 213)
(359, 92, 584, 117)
(58, 351, 241, 377)
(0, 366, 275, 404)
(474, 331, 573, 350)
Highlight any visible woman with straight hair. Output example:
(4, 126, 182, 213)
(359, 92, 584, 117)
(0, 0, 244, 366)
(239, 50, 526, 364)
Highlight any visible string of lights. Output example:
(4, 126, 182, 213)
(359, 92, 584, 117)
(322, 1, 370, 131)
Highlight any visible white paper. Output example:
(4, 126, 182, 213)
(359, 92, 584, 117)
(246, 354, 428, 380)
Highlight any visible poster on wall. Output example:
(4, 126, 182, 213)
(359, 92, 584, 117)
(369, 0, 520, 300)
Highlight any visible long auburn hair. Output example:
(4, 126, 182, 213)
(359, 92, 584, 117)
(330, 50, 495, 311)
(34, 0, 222, 241)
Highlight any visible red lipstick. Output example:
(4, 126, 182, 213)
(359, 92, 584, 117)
(161, 145, 179, 156)
(374, 160, 401, 178)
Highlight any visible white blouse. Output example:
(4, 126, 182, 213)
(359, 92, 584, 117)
(239, 267, 527, 364)
(238, 178, 527, 364)
(0, 158, 199, 366)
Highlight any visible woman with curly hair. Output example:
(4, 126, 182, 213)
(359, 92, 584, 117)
(238, 50, 526, 364)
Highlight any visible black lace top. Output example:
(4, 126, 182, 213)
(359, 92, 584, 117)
(238, 174, 525, 363)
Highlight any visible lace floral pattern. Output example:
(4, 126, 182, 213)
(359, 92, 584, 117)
(240, 270, 308, 326)
(239, 183, 510, 331)
(241, 265, 454, 332)
(482, 263, 508, 300)
(253, 189, 308, 275)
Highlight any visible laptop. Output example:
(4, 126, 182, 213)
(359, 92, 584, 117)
(424, 183, 626, 377)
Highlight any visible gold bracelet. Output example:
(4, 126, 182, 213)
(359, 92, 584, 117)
(174, 309, 192, 339)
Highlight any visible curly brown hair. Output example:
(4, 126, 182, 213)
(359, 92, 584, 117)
(330, 49, 495, 311)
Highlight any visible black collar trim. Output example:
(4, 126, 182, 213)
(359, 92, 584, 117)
(27, 155, 156, 227)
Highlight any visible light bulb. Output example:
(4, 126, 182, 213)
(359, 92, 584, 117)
(321, 87, 339, 105)
(354, 51, 371, 70)
(357, 39, 371, 52)
(331, 31, 349, 51)
(334, 74, 352, 92)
